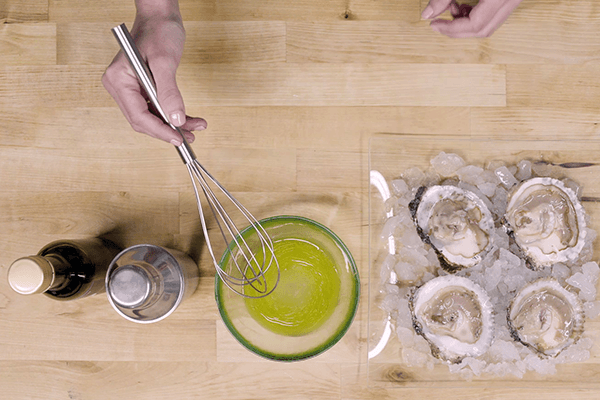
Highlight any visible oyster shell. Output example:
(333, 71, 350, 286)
(504, 177, 587, 270)
(507, 278, 584, 357)
(410, 185, 495, 273)
(410, 275, 494, 363)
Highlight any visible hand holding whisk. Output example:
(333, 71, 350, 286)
(110, 23, 279, 298)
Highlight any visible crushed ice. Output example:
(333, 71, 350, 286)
(377, 152, 600, 378)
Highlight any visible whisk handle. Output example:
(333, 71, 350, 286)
(111, 23, 197, 165)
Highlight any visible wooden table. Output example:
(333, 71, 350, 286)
(1, 1, 600, 398)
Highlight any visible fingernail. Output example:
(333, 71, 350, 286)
(170, 139, 182, 146)
(422, 5, 434, 19)
(170, 111, 184, 127)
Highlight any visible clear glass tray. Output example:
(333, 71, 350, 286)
(367, 133, 600, 389)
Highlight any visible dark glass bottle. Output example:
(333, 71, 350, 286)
(7, 238, 121, 300)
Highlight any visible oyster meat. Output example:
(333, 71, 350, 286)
(507, 278, 584, 357)
(504, 177, 587, 269)
(410, 275, 494, 363)
(410, 185, 494, 273)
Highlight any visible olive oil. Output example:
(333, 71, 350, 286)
(8, 239, 121, 300)
(244, 237, 341, 336)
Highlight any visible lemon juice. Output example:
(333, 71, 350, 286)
(244, 237, 341, 336)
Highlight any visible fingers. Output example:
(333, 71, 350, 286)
(148, 55, 187, 128)
(452, 3, 473, 19)
(181, 116, 208, 133)
(422, 0, 454, 19)
(430, 0, 523, 38)
(102, 58, 202, 145)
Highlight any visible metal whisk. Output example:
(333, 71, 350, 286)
(111, 23, 279, 298)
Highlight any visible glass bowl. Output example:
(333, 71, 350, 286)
(215, 215, 360, 361)
(368, 133, 600, 389)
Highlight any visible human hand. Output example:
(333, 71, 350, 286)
(102, 2, 206, 145)
(421, 0, 524, 38)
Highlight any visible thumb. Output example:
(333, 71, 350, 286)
(150, 56, 186, 127)
(422, 0, 454, 19)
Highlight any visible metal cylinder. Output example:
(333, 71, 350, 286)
(106, 245, 199, 323)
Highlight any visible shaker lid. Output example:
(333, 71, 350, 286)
(8, 256, 55, 295)
(108, 265, 152, 308)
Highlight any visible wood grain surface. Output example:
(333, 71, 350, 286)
(1, 0, 600, 399)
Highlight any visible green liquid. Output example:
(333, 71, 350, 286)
(244, 238, 341, 337)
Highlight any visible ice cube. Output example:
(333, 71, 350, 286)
(477, 182, 497, 198)
(462, 357, 486, 376)
(402, 347, 430, 368)
(380, 254, 396, 284)
(430, 152, 466, 177)
(402, 167, 426, 189)
(552, 263, 571, 281)
(396, 298, 412, 327)
(400, 247, 430, 267)
(584, 301, 600, 319)
(566, 272, 597, 302)
(561, 177, 582, 198)
(457, 165, 484, 186)
(396, 326, 416, 347)
(515, 160, 532, 181)
(495, 166, 518, 189)
(524, 354, 557, 375)
(582, 261, 600, 284)
(491, 187, 509, 216)
(487, 339, 521, 362)
(485, 262, 503, 293)
(391, 179, 410, 197)
(555, 338, 592, 364)
(484, 362, 525, 379)
(501, 247, 522, 269)
(395, 261, 420, 284)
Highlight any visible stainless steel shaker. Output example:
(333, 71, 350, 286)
(106, 245, 199, 323)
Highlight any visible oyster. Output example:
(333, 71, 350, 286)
(410, 185, 494, 273)
(410, 275, 494, 363)
(504, 177, 587, 270)
(507, 278, 584, 357)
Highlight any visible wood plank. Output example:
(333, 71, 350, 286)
(49, 0, 138, 23)
(0, 191, 179, 237)
(49, 0, 418, 22)
(177, 64, 506, 107)
(0, 106, 470, 151)
(0, 315, 216, 362)
(0, 66, 109, 108)
(507, 65, 600, 110)
(0, 23, 56, 65)
(215, 0, 419, 21)
(0, 64, 505, 108)
(297, 150, 364, 192)
(189, 106, 470, 150)
(1, 0, 48, 22)
(471, 107, 600, 139)
(287, 19, 600, 64)
(0, 107, 160, 149)
(0, 361, 341, 400)
(57, 21, 286, 65)
(0, 147, 296, 192)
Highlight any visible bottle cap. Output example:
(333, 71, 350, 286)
(8, 256, 55, 295)
(108, 264, 152, 308)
